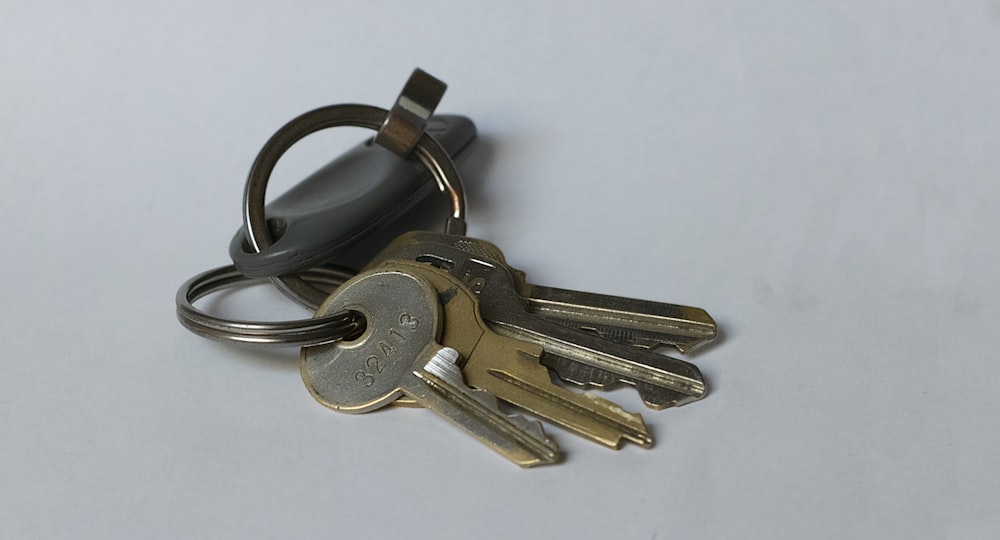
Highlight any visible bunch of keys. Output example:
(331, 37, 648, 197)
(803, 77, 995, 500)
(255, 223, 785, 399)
(177, 69, 719, 467)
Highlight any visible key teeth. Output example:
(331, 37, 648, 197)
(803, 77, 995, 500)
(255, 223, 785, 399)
(635, 381, 708, 410)
(423, 347, 558, 454)
(463, 387, 559, 464)
(541, 354, 620, 389)
(500, 406, 556, 447)
(543, 353, 708, 410)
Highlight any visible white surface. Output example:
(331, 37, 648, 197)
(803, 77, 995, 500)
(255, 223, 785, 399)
(2, 1, 999, 538)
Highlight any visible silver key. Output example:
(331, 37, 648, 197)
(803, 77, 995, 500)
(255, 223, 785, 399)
(301, 269, 560, 468)
(395, 232, 717, 353)
(365, 233, 708, 409)
(525, 285, 716, 353)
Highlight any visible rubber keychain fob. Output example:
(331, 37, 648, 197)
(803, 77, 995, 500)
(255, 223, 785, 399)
(229, 114, 476, 278)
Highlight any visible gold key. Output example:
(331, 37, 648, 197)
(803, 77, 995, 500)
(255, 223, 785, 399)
(382, 260, 653, 449)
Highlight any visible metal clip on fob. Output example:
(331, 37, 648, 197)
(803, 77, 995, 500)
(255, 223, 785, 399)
(241, 68, 468, 311)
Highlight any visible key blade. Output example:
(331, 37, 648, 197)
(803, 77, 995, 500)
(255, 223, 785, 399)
(405, 346, 561, 468)
(402, 233, 718, 353)
(489, 318, 708, 410)
(527, 285, 718, 353)
(486, 362, 653, 449)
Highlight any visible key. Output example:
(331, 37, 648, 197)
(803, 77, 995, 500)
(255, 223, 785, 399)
(435, 235, 717, 353)
(365, 232, 709, 410)
(300, 269, 560, 467)
(524, 285, 714, 353)
(380, 260, 652, 449)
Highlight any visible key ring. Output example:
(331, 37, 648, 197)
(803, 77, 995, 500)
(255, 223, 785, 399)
(177, 70, 467, 346)
(175, 106, 466, 345)
(176, 264, 361, 346)
(243, 103, 467, 310)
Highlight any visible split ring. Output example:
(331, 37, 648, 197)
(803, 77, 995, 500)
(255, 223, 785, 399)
(176, 264, 359, 346)
(243, 104, 467, 310)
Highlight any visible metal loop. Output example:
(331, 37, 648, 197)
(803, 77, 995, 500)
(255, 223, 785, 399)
(175, 264, 360, 347)
(243, 103, 467, 310)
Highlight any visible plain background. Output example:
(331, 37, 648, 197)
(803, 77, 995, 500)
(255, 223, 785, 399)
(2, 1, 999, 538)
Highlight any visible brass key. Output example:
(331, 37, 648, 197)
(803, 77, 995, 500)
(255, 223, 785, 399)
(380, 260, 653, 449)
(301, 269, 559, 468)
(365, 231, 708, 409)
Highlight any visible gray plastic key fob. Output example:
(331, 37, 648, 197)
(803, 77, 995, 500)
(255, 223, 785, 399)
(229, 115, 476, 278)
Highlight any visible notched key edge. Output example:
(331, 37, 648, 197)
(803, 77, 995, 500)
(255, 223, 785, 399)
(416, 347, 561, 467)
(538, 350, 708, 411)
